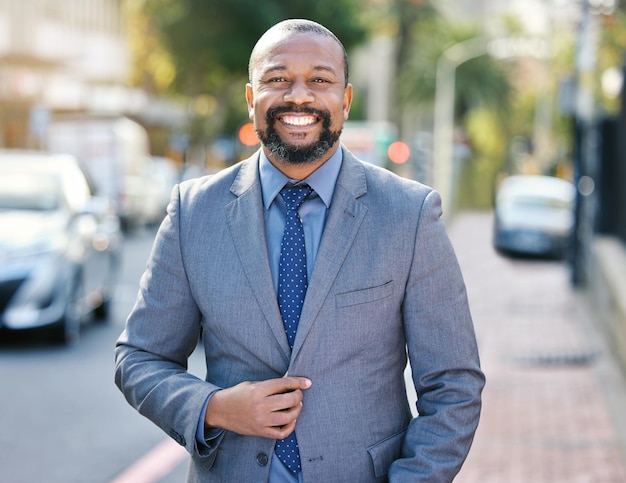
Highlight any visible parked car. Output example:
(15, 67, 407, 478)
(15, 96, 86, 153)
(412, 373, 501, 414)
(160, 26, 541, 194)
(493, 174, 576, 259)
(0, 150, 122, 344)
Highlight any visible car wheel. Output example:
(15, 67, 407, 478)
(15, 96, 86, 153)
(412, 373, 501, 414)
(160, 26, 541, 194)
(51, 272, 84, 345)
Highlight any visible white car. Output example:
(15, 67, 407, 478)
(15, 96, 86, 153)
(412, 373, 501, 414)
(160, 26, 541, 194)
(0, 150, 122, 344)
(493, 175, 576, 259)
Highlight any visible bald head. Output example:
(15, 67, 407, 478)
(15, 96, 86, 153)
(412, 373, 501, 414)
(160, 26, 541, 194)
(249, 19, 349, 87)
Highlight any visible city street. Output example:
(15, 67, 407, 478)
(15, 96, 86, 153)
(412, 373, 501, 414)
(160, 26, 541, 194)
(1, 210, 626, 482)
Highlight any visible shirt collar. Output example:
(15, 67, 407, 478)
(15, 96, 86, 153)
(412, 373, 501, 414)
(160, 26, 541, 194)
(259, 147, 342, 209)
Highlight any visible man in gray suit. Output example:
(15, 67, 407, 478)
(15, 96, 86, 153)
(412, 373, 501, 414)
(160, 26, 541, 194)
(115, 19, 484, 482)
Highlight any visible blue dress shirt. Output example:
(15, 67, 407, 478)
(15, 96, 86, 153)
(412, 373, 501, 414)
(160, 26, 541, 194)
(260, 148, 341, 288)
(197, 148, 342, 482)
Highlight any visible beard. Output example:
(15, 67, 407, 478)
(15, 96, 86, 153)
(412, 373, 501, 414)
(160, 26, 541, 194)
(256, 106, 342, 165)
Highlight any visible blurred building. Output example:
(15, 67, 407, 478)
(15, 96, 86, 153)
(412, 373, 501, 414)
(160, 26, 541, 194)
(0, 0, 183, 151)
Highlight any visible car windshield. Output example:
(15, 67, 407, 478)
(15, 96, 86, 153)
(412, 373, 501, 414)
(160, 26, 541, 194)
(0, 173, 61, 211)
(497, 177, 575, 211)
(501, 194, 572, 210)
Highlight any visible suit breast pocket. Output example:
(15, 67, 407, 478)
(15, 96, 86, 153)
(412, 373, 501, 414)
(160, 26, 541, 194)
(335, 281, 394, 308)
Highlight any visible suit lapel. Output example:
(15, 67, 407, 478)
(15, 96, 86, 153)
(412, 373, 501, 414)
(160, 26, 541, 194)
(226, 153, 291, 360)
(292, 149, 368, 358)
(225, 149, 369, 363)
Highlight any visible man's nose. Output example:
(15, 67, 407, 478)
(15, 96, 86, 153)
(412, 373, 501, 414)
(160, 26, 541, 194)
(283, 80, 314, 104)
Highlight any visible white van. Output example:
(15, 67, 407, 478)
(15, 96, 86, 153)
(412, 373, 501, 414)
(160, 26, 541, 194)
(45, 114, 154, 230)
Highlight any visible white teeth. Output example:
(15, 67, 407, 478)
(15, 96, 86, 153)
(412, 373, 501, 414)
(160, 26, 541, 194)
(282, 116, 315, 126)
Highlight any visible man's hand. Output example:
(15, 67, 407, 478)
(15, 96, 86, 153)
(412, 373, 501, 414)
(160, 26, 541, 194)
(205, 376, 312, 440)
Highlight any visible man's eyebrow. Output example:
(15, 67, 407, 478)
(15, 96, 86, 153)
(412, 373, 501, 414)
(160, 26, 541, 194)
(261, 65, 287, 76)
(260, 64, 339, 77)
(311, 65, 338, 76)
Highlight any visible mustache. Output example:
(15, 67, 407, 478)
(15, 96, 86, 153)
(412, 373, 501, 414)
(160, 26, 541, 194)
(265, 106, 331, 124)
(257, 104, 342, 165)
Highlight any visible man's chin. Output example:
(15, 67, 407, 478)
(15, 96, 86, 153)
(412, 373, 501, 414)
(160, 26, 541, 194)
(259, 126, 341, 165)
(262, 137, 326, 164)
(283, 140, 320, 154)
(277, 132, 320, 150)
(274, 149, 321, 165)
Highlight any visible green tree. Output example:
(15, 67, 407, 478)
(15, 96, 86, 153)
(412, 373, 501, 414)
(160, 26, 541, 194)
(388, 7, 512, 209)
(132, 0, 368, 154)
(394, 13, 512, 130)
(597, 9, 626, 114)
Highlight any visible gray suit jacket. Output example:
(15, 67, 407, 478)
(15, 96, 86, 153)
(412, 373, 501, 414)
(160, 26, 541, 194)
(115, 147, 484, 482)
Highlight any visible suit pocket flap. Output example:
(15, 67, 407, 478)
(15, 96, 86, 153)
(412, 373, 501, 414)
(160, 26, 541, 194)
(367, 427, 407, 478)
(335, 281, 393, 308)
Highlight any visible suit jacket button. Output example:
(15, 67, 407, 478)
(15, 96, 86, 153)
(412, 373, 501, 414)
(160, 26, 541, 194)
(256, 453, 269, 467)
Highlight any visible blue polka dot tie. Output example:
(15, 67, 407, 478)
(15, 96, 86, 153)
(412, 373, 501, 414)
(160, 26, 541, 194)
(275, 184, 312, 475)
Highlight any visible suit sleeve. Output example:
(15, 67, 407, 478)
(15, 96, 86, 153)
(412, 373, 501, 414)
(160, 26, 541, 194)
(389, 189, 485, 482)
(114, 184, 221, 460)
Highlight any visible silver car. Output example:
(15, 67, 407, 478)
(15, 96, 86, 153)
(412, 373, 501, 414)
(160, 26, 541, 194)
(493, 174, 576, 259)
(0, 150, 122, 344)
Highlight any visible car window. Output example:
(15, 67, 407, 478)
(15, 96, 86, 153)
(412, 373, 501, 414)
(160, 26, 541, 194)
(0, 174, 60, 211)
(497, 177, 575, 211)
(502, 194, 572, 210)
(0, 156, 92, 213)
(58, 161, 92, 211)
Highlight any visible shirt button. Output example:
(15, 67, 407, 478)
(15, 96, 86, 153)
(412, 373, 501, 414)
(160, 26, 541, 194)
(256, 453, 269, 467)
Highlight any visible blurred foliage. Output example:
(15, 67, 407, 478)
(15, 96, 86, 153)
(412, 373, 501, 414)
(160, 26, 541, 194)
(388, 3, 513, 209)
(142, 0, 367, 90)
(457, 108, 506, 210)
(597, 10, 626, 114)
(123, 0, 625, 210)
(395, 14, 512, 123)
(125, 0, 369, 146)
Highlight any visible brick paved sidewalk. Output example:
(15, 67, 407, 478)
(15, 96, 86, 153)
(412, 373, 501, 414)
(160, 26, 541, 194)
(448, 212, 626, 483)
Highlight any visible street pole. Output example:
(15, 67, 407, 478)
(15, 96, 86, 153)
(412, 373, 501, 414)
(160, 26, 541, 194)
(432, 37, 487, 218)
(571, 0, 600, 286)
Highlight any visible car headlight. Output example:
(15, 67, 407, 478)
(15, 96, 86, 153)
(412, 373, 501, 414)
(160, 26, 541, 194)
(4, 250, 72, 328)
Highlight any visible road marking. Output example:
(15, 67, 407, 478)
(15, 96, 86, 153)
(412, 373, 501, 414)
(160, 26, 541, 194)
(111, 438, 188, 483)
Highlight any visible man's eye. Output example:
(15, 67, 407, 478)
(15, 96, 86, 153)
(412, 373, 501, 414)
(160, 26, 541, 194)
(312, 78, 329, 84)
(269, 77, 287, 83)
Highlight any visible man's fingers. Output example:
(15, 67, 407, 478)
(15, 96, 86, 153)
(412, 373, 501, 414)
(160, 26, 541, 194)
(205, 376, 311, 438)
(261, 376, 311, 412)
(270, 389, 303, 411)
(267, 400, 302, 424)
(266, 376, 312, 395)
(269, 420, 298, 440)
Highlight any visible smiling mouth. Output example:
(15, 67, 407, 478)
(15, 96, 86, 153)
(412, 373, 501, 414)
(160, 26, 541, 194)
(280, 114, 318, 127)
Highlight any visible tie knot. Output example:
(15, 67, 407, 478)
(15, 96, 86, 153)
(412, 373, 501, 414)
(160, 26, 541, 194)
(281, 184, 312, 212)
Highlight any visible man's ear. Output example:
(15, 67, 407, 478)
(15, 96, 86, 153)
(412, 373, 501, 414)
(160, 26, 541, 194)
(343, 83, 353, 120)
(246, 83, 254, 119)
